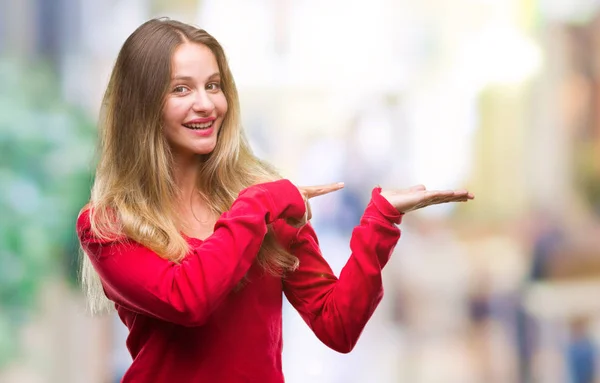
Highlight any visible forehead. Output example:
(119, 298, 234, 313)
(171, 43, 219, 76)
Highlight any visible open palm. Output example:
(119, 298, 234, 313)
(381, 185, 474, 213)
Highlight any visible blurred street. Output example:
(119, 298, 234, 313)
(2, 0, 600, 382)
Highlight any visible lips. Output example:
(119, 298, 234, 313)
(182, 117, 216, 130)
(183, 121, 213, 130)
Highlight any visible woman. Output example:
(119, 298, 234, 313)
(77, 18, 474, 382)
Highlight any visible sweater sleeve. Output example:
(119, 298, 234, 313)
(281, 187, 402, 353)
(77, 179, 305, 327)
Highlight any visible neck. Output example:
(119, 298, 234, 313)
(171, 153, 216, 230)
(172, 154, 201, 203)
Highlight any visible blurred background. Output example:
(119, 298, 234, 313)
(2, 0, 600, 382)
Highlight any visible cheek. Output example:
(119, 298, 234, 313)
(163, 98, 188, 123)
(216, 94, 228, 116)
(162, 100, 176, 124)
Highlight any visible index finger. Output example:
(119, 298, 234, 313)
(301, 182, 345, 199)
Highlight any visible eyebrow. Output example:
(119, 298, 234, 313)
(171, 73, 221, 82)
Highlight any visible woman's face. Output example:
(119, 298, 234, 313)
(162, 42, 228, 159)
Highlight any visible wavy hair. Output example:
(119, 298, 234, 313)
(81, 18, 298, 313)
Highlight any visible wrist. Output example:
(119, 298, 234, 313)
(372, 187, 403, 224)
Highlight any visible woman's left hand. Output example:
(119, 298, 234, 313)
(380, 185, 474, 213)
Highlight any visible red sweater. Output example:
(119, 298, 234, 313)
(77, 179, 402, 383)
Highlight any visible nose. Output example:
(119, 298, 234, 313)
(192, 90, 215, 114)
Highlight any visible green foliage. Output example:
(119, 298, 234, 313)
(0, 57, 96, 366)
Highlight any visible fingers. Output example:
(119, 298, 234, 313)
(300, 182, 345, 199)
(414, 190, 453, 209)
(424, 189, 474, 207)
(452, 189, 474, 199)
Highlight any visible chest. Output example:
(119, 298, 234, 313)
(176, 195, 219, 241)
(181, 218, 217, 241)
(210, 266, 284, 321)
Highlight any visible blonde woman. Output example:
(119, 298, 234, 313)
(76, 18, 474, 382)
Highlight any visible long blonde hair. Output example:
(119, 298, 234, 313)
(81, 18, 298, 313)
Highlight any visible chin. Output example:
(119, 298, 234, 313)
(194, 143, 217, 156)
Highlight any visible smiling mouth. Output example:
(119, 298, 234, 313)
(183, 121, 214, 130)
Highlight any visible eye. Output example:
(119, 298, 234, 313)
(206, 82, 222, 92)
(173, 85, 189, 94)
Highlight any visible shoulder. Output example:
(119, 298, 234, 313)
(76, 206, 100, 247)
(76, 205, 92, 235)
(76, 204, 124, 245)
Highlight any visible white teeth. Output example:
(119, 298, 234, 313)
(185, 121, 213, 129)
